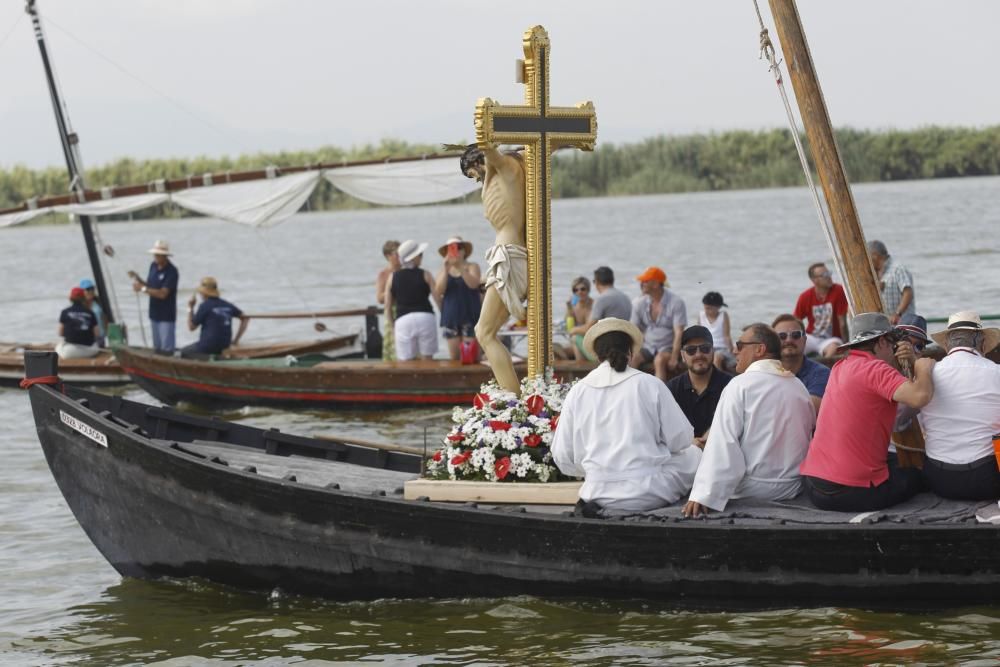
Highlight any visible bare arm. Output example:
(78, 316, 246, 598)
(722, 311, 733, 349)
(426, 271, 442, 311)
(232, 316, 249, 346)
(892, 357, 935, 408)
(375, 270, 389, 305)
(891, 287, 914, 324)
(58, 323, 65, 337)
(461, 261, 481, 290)
(433, 267, 449, 300)
(383, 275, 395, 325)
(671, 324, 684, 363)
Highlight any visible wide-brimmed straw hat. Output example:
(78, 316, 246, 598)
(197, 276, 220, 298)
(838, 312, 894, 350)
(438, 236, 473, 258)
(397, 239, 428, 264)
(583, 317, 645, 359)
(930, 311, 1000, 352)
(147, 239, 171, 256)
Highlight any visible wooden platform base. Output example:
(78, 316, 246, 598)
(403, 479, 581, 504)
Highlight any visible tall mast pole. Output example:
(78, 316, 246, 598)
(25, 0, 116, 324)
(767, 0, 883, 314)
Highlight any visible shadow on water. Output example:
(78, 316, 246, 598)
(8, 577, 1000, 665)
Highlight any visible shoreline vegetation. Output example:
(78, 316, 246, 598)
(3, 126, 998, 224)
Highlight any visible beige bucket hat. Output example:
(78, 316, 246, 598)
(583, 317, 645, 359)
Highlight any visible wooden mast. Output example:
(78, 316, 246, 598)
(767, 0, 883, 314)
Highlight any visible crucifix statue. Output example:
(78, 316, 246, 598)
(465, 25, 597, 394)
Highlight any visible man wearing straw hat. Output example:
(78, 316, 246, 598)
(552, 318, 701, 513)
(182, 277, 248, 358)
(916, 311, 1000, 500)
(130, 239, 179, 354)
(800, 313, 936, 512)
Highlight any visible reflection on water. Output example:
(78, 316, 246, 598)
(9, 578, 1000, 665)
(4, 179, 1000, 665)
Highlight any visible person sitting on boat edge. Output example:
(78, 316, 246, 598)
(683, 323, 815, 518)
(699, 291, 735, 372)
(565, 266, 633, 361)
(793, 262, 849, 358)
(79, 278, 107, 347)
(181, 277, 248, 358)
(56, 286, 100, 360)
(384, 240, 441, 361)
(434, 236, 482, 362)
(772, 313, 830, 415)
(916, 312, 1000, 500)
(129, 239, 179, 354)
(666, 325, 732, 449)
(799, 313, 935, 512)
(551, 317, 701, 513)
(563, 276, 594, 361)
(630, 266, 687, 382)
(375, 240, 401, 361)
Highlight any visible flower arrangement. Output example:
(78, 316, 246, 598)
(425, 371, 575, 483)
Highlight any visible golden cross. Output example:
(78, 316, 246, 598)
(475, 25, 597, 379)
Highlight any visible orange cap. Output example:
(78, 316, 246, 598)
(635, 266, 668, 286)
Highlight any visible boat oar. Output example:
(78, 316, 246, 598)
(315, 433, 424, 455)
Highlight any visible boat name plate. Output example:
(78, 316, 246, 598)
(60, 410, 108, 448)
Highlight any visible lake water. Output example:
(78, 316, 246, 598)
(2, 177, 1000, 665)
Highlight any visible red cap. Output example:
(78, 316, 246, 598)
(69, 287, 86, 301)
(635, 266, 667, 285)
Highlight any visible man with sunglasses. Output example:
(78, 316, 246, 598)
(667, 325, 733, 448)
(683, 323, 814, 518)
(773, 313, 830, 414)
(794, 262, 849, 358)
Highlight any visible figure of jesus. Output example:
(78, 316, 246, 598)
(460, 143, 526, 393)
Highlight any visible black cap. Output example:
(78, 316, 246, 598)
(681, 325, 713, 347)
(702, 291, 727, 307)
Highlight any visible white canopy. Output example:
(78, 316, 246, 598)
(0, 158, 480, 229)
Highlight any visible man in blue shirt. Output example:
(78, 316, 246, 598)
(772, 313, 830, 414)
(129, 239, 179, 353)
(183, 276, 248, 357)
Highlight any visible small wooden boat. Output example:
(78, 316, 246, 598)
(112, 343, 595, 409)
(0, 334, 358, 388)
(23, 352, 1000, 609)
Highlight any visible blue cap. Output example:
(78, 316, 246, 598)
(79, 279, 95, 290)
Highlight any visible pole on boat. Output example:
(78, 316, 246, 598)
(25, 0, 116, 326)
(766, 0, 883, 314)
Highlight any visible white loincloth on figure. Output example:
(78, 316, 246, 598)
(483, 243, 528, 321)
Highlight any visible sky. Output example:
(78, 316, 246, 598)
(0, 0, 998, 170)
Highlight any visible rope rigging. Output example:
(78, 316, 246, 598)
(751, 0, 856, 317)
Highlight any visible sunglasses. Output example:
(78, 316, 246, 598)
(912, 342, 926, 353)
(682, 343, 713, 356)
(573, 286, 589, 293)
(735, 340, 763, 351)
(812, 271, 831, 279)
(777, 330, 804, 341)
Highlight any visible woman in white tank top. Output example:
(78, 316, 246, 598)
(698, 291, 734, 372)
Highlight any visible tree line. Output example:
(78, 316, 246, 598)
(2, 127, 998, 221)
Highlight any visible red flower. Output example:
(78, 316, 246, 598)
(495, 456, 511, 480)
(489, 420, 512, 432)
(473, 392, 491, 409)
(446, 432, 465, 442)
(432, 450, 442, 462)
(550, 414, 559, 432)
(450, 451, 472, 466)
(525, 394, 544, 416)
(524, 433, 542, 448)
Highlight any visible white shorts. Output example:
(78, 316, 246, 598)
(55, 341, 100, 359)
(394, 311, 438, 360)
(805, 333, 842, 356)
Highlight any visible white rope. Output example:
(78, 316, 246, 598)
(753, 1, 856, 317)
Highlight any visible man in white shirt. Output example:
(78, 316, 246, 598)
(919, 311, 1000, 500)
(683, 323, 815, 517)
(552, 317, 702, 512)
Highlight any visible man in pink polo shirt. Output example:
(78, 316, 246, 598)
(800, 312, 936, 512)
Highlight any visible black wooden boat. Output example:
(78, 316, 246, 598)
(24, 352, 1000, 608)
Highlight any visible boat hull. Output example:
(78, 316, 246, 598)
(29, 384, 1000, 608)
(114, 346, 596, 409)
